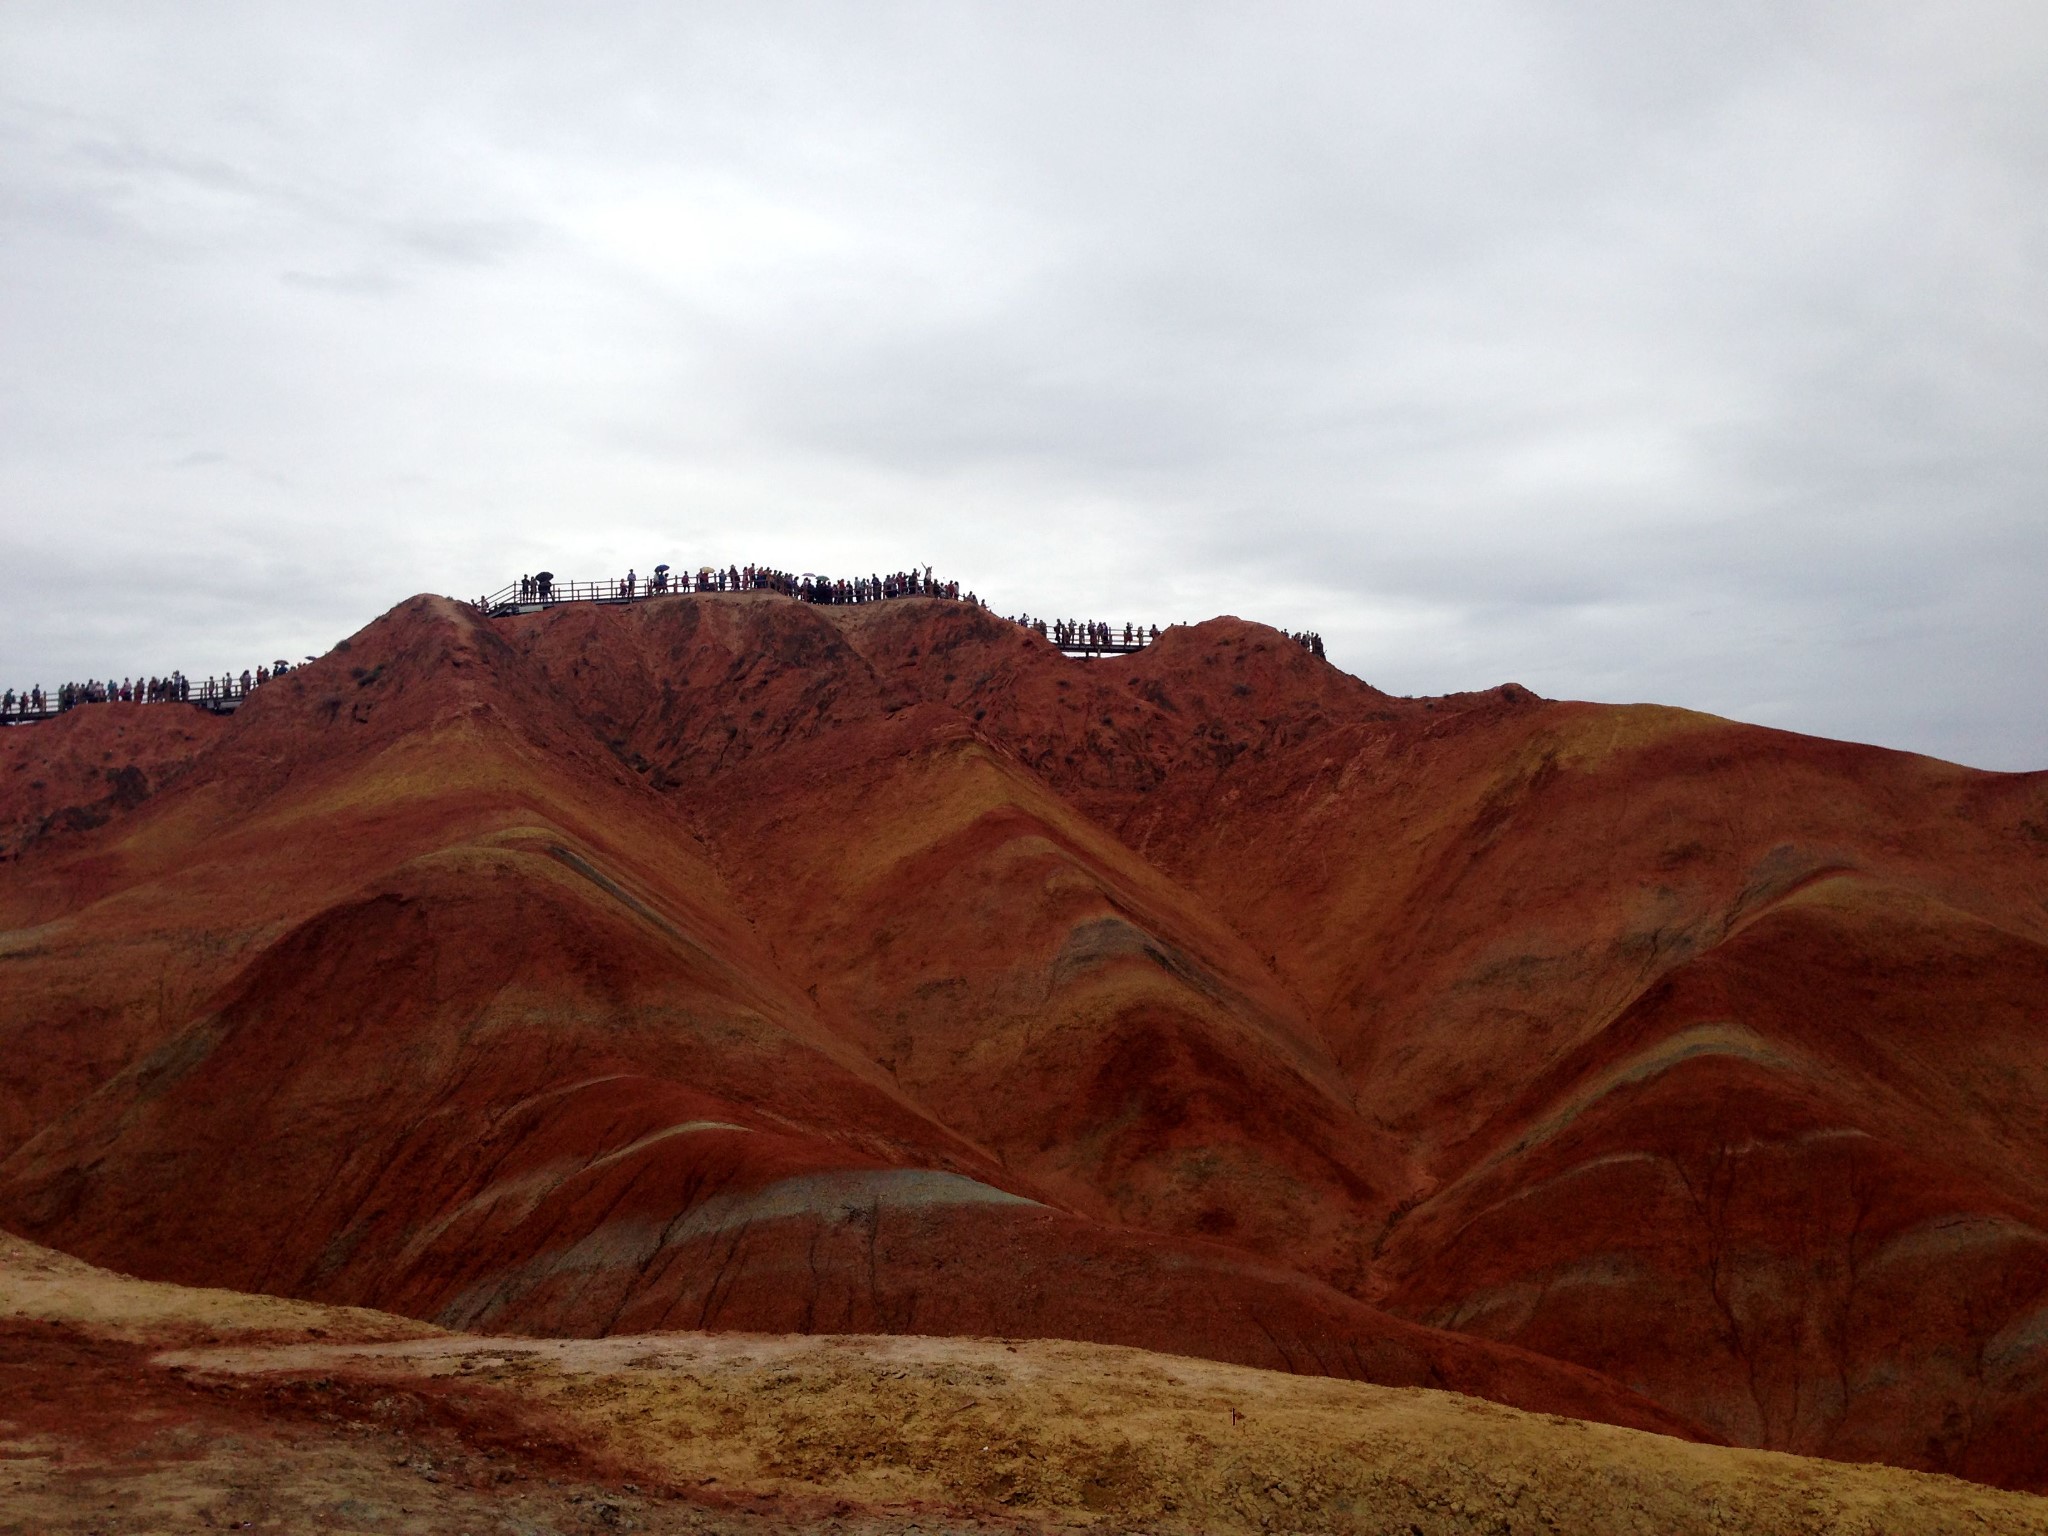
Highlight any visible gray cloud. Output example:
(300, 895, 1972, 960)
(2, 2, 2044, 767)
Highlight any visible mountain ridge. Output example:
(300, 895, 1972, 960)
(3, 588, 2045, 1489)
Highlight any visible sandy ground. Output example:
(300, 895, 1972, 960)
(5, 1230, 2046, 1535)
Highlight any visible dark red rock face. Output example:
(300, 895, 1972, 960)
(2, 592, 2045, 1488)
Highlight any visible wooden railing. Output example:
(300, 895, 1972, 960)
(478, 576, 664, 612)
(0, 691, 245, 726)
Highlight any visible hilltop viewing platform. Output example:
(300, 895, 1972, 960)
(2, 669, 279, 726)
(3, 567, 1327, 726)
(476, 563, 1325, 659)
(478, 562, 975, 613)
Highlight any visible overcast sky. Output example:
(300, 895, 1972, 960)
(3, 4, 2044, 769)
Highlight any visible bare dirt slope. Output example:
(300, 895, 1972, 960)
(1, 590, 2045, 1493)
(0, 701, 222, 860)
(6, 1230, 2044, 1536)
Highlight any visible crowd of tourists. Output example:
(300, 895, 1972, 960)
(1011, 618, 1158, 649)
(1004, 617, 1324, 658)
(501, 563, 979, 609)
(1, 662, 293, 722)
(490, 564, 1329, 663)
(7, 568, 1328, 728)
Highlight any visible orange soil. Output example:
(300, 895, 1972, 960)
(0, 702, 222, 860)
(1, 591, 2045, 1494)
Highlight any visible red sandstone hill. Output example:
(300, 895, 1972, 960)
(2, 591, 2046, 1492)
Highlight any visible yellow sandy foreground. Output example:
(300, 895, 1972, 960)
(3, 1230, 2044, 1535)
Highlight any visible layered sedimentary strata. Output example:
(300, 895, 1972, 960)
(2, 590, 2044, 1490)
